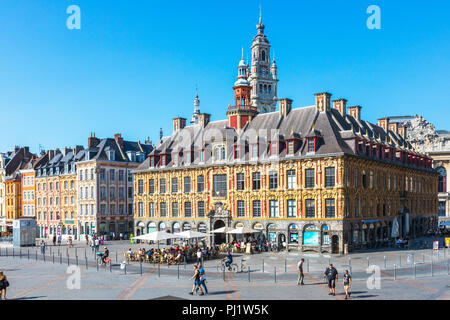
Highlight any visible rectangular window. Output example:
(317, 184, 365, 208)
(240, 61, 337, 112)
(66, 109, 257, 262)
(160, 179, 166, 194)
(252, 144, 258, 158)
(184, 202, 192, 217)
(138, 179, 144, 194)
(110, 187, 116, 199)
(305, 199, 315, 218)
(171, 177, 178, 193)
(237, 200, 245, 217)
(138, 202, 143, 217)
(287, 141, 294, 154)
(119, 187, 124, 199)
(252, 200, 261, 217)
(119, 170, 124, 181)
(354, 169, 359, 188)
(269, 172, 278, 190)
(184, 177, 191, 193)
(287, 170, 296, 189)
(355, 199, 359, 218)
(119, 204, 124, 215)
(236, 173, 245, 191)
(252, 172, 261, 190)
(213, 174, 227, 197)
(110, 169, 115, 181)
(197, 175, 204, 192)
(149, 179, 155, 194)
(100, 169, 105, 181)
(269, 200, 279, 218)
(287, 199, 296, 217)
(198, 201, 205, 217)
(270, 142, 277, 156)
(172, 202, 179, 217)
(325, 167, 335, 188)
(149, 202, 155, 217)
(160, 202, 166, 217)
(325, 199, 335, 218)
(307, 139, 315, 152)
(305, 169, 315, 188)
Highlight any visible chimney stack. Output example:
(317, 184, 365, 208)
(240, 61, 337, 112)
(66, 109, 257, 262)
(73, 145, 84, 155)
(314, 92, 332, 112)
(88, 132, 100, 148)
(389, 122, 399, 134)
(48, 149, 55, 160)
(173, 117, 186, 133)
(144, 137, 152, 145)
(198, 113, 211, 128)
(279, 98, 293, 117)
(332, 99, 347, 117)
(348, 106, 362, 121)
(14, 146, 20, 154)
(398, 124, 408, 140)
(114, 133, 124, 146)
(377, 117, 390, 132)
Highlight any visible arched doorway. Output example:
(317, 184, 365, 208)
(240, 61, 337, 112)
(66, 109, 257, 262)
(331, 235, 339, 253)
(213, 220, 225, 244)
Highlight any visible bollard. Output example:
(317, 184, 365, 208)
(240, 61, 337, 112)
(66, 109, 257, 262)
(349, 265, 352, 275)
(13, 248, 14, 258)
(158, 262, 160, 277)
(307, 259, 310, 273)
(367, 257, 370, 267)
(67, 254, 70, 266)
(384, 255, 387, 269)
(76, 255, 79, 267)
(35, 251, 38, 261)
(124, 263, 127, 275)
(43, 252, 45, 262)
(85, 256, 88, 270)
(328, 258, 331, 266)
(399, 255, 401, 267)
(431, 259, 433, 277)
(20, 249, 22, 259)
(75, 248, 77, 257)
(96, 259, 99, 271)
(5, 248, 8, 257)
(28, 249, 29, 260)
(140, 260, 143, 276)
(248, 266, 251, 282)
(285, 259, 287, 273)
(423, 253, 425, 263)
(394, 264, 397, 280)
(274, 267, 277, 283)
(262, 259, 264, 273)
(414, 263, 417, 279)
(223, 267, 225, 282)
(177, 264, 180, 279)
(59, 254, 62, 264)
(116, 252, 118, 263)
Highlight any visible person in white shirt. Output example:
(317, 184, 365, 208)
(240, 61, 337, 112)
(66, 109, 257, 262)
(196, 249, 202, 263)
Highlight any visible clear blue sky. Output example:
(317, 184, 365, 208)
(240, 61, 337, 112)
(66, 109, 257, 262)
(0, 0, 449, 153)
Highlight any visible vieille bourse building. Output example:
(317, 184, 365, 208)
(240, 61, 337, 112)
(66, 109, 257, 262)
(132, 19, 438, 254)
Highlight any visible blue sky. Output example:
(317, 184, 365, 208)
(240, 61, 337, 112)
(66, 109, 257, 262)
(0, 0, 449, 153)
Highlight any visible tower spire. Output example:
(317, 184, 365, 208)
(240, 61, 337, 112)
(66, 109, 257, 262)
(191, 87, 201, 125)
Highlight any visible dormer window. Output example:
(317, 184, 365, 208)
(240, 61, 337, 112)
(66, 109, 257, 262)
(307, 138, 315, 153)
(185, 151, 191, 164)
(199, 150, 205, 163)
(86, 151, 90, 160)
(64, 164, 69, 172)
(287, 140, 295, 155)
(107, 150, 115, 161)
(234, 146, 241, 160)
(150, 156, 155, 167)
(251, 144, 259, 158)
(270, 142, 278, 156)
(127, 151, 135, 162)
(214, 146, 226, 161)
(136, 152, 144, 163)
(50, 168, 54, 175)
(161, 155, 166, 166)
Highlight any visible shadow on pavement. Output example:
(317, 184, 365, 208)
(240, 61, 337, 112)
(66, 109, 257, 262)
(207, 290, 236, 296)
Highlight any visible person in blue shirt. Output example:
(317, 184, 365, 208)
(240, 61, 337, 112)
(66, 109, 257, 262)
(223, 251, 233, 270)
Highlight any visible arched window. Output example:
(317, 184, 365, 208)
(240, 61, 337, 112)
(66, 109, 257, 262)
(221, 147, 226, 160)
(437, 166, 446, 192)
(261, 50, 266, 61)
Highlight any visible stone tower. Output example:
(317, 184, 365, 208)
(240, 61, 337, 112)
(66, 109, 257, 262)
(248, 15, 278, 113)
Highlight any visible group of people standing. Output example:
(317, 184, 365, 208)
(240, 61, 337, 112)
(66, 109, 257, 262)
(297, 259, 352, 300)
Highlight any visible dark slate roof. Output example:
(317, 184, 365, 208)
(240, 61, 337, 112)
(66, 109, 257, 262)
(135, 103, 431, 173)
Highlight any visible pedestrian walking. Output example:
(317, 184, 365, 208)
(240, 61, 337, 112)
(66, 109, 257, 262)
(85, 234, 89, 246)
(196, 249, 202, 263)
(343, 270, 352, 300)
(57, 234, 62, 246)
(94, 237, 100, 251)
(67, 236, 73, 248)
(40, 240, 46, 255)
(52, 235, 56, 246)
(130, 234, 134, 244)
(297, 258, 305, 285)
(197, 263, 208, 294)
(119, 233, 123, 240)
(189, 265, 204, 296)
(0, 271, 9, 300)
(323, 264, 338, 296)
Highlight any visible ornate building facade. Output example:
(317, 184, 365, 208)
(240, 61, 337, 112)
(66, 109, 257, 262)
(132, 21, 438, 254)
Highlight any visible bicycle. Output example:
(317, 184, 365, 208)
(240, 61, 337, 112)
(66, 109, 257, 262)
(219, 260, 238, 273)
(96, 252, 111, 267)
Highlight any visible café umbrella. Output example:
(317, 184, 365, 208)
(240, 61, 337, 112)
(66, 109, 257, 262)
(209, 226, 235, 233)
(226, 227, 261, 234)
(174, 230, 208, 239)
(131, 231, 179, 249)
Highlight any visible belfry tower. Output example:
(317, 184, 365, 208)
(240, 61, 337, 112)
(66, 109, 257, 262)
(227, 52, 258, 130)
(190, 90, 200, 125)
(248, 14, 278, 113)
